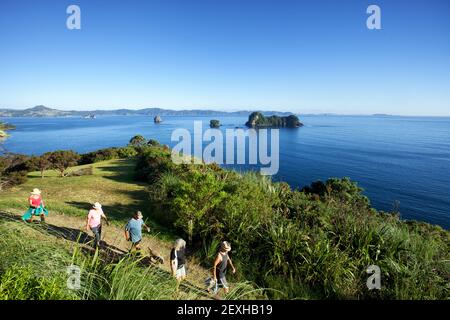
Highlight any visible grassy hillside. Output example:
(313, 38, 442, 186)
(0, 159, 260, 300)
(1, 159, 146, 220)
(1, 152, 449, 300)
(0, 159, 175, 239)
(0, 215, 208, 300)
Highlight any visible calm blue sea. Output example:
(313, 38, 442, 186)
(2, 115, 449, 229)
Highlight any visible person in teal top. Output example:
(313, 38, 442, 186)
(22, 188, 49, 223)
(124, 211, 150, 252)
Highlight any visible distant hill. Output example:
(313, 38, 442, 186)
(0, 105, 296, 118)
(0, 105, 73, 117)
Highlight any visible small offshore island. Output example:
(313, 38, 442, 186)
(245, 111, 303, 128)
(209, 119, 220, 128)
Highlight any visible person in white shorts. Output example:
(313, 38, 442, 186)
(170, 238, 187, 282)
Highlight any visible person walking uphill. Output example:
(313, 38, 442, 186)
(86, 202, 109, 249)
(209, 241, 236, 295)
(124, 211, 150, 253)
(22, 188, 49, 223)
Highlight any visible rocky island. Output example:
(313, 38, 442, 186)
(209, 119, 220, 128)
(245, 111, 303, 128)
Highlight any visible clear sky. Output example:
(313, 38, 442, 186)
(0, 0, 449, 115)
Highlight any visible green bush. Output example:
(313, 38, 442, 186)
(79, 146, 138, 165)
(49, 150, 80, 177)
(0, 154, 31, 189)
(129, 135, 147, 147)
(139, 143, 450, 299)
(135, 145, 178, 183)
(79, 147, 119, 165)
(117, 146, 138, 158)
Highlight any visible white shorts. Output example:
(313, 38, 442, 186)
(176, 266, 186, 279)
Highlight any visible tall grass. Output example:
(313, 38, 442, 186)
(0, 214, 260, 300)
(140, 145, 450, 299)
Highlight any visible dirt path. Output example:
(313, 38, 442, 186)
(5, 210, 214, 299)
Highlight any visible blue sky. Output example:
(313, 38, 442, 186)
(0, 0, 449, 115)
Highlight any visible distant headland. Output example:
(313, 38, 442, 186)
(0, 105, 297, 118)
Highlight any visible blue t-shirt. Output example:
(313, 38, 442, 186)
(125, 218, 144, 243)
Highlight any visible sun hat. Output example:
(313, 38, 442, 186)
(30, 188, 41, 195)
(93, 202, 102, 209)
(221, 241, 231, 252)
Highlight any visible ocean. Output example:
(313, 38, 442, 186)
(2, 115, 449, 229)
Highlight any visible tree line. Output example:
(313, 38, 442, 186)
(0, 135, 151, 190)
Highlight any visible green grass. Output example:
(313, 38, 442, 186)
(0, 216, 196, 300)
(0, 215, 263, 300)
(0, 159, 263, 300)
(0, 158, 173, 239)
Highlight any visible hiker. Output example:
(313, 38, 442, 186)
(170, 238, 187, 282)
(209, 241, 236, 295)
(86, 202, 109, 249)
(124, 211, 150, 252)
(22, 188, 49, 223)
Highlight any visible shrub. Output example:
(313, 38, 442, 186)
(27, 153, 52, 178)
(79, 148, 119, 165)
(147, 139, 160, 147)
(135, 145, 178, 183)
(0, 154, 31, 189)
(49, 150, 80, 177)
(117, 146, 138, 158)
(79, 146, 138, 165)
(129, 135, 147, 147)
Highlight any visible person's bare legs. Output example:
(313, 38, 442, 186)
(130, 242, 141, 253)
